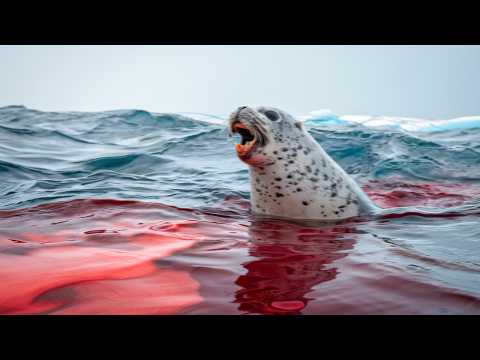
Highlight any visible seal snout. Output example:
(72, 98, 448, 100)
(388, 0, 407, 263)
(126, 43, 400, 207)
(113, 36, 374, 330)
(228, 106, 270, 163)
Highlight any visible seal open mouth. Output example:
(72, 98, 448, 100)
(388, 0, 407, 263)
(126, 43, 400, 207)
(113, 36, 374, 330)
(232, 122, 257, 157)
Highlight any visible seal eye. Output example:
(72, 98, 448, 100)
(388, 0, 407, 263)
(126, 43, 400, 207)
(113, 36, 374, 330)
(264, 110, 279, 122)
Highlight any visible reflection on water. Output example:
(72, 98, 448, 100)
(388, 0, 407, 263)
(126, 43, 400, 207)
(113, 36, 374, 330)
(0, 199, 204, 314)
(235, 220, 356, 314)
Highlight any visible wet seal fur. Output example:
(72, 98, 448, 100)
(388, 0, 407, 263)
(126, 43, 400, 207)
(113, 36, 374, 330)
(229, 106, 378, 221)
(228, 106, 480, 221)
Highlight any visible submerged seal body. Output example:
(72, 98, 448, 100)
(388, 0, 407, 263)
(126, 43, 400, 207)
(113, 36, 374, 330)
(229, 106, 379, 221)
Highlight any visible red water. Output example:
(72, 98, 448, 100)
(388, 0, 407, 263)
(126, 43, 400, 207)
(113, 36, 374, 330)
(1, 179, 480, 315)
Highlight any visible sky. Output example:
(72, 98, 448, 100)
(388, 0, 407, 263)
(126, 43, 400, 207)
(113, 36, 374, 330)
(1, 45, 479, 119)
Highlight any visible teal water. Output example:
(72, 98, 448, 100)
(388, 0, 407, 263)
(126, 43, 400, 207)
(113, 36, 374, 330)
(1, 105, 479, 210)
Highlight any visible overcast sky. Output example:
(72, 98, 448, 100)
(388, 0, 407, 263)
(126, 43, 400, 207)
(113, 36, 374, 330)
(1, 45, 479, 119)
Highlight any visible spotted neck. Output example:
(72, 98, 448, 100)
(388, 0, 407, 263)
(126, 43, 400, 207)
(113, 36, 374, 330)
(249, 133, 376, 220)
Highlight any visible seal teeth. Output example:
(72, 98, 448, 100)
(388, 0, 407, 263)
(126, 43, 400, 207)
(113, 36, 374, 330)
(232, 122, 248, 132)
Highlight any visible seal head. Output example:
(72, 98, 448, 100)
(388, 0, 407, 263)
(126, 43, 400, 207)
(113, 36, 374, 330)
(229, 106, 378, 221)
(229, 106, 302, 166)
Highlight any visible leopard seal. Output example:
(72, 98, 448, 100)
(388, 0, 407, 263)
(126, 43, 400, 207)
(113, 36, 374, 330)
(228, 106, 480, 221)
(228, 105, 379, 221)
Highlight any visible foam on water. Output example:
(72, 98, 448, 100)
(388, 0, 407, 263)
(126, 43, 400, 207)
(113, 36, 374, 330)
(301, 109, 480, 133)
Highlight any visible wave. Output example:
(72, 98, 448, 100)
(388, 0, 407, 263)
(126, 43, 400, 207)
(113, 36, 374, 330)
(0, 105, 479, 210)
(79, 153, 173, 171)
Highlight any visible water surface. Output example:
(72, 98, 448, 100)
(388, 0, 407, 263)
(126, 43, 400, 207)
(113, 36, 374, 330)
(1, 106, 479, 314)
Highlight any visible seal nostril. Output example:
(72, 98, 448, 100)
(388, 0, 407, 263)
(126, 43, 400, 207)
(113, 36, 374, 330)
(238, 106, 248, 111)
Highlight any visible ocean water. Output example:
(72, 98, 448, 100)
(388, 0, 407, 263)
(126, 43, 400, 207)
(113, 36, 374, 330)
(1, 105, 480, 315)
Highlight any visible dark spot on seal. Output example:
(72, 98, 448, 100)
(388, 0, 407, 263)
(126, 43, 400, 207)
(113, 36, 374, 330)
(297, 188, 302, 192)
(287, 174, 292, 179)
(310, 177, 319, 182)
(282, 148, 288, 152)
(289, 160, 294, 164)
(323, 174, 329, 181)
(275, 193, 284, 198)
(273, 151, 278, 155)
(277, 157, 283, 160)
(335, 211, 339, 215)
(306, 166, 312, 173)
(302, 201, 308, 206)
(297, 145, 303, 150)
(274, 177, 282, 181)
